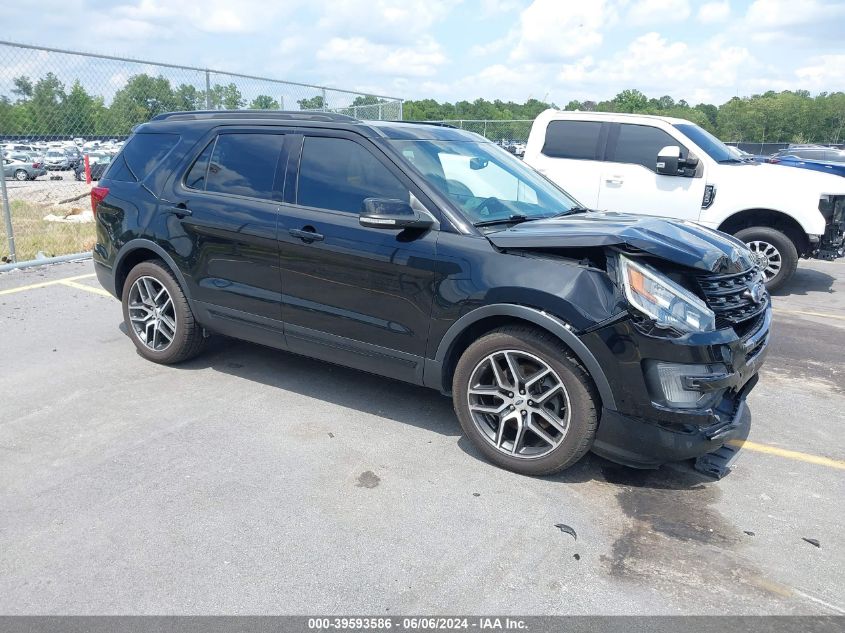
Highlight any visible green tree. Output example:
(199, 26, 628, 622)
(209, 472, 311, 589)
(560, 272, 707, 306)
(109, 74, 177, 133)
(12, 76, 33, 101)
(297, 95, 326, 110)
(249, 95, 280, 109)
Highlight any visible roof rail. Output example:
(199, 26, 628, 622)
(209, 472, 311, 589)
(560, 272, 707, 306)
(151, 110, 359, 123)
(389, 120, 458, 129)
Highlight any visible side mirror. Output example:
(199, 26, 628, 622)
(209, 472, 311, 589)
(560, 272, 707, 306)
(656, 145, 681, 176)
(359, 198, 434, 230)
(469, 157, 489, 170)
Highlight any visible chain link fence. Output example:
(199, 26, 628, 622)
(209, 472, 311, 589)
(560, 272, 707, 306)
(0, 41, 403, 267)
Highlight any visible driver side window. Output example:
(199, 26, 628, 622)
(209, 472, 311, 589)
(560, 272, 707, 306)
(610, 124, 687, 172)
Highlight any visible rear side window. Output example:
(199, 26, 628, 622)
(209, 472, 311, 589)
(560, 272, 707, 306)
(108, 133, 179, 182)
(297, 136, 408, 213)
(204, 133, 285, 200)
(541, 120, 602, 160)
(611, 124, 685, 172)
(184, 140, 214, 191)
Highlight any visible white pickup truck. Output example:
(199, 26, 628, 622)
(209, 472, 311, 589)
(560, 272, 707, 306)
(524, 110, 845, 290)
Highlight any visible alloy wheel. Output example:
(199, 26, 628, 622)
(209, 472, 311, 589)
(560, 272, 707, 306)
(14, 170, 28, 181)
(746, 240, 782, 282)
(466, 349, 571, 459)
(127, 276, 177, 351)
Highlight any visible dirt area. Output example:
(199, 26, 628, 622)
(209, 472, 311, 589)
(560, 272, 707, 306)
(1, 174, 95, 261)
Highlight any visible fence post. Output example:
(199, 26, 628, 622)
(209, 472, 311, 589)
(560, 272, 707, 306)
(0, 146, 16, 263)
(378, 103, 383, 120)
(280, 96, 285, 110)
(205, 70, 211, 109)
(399, 100, 404, 121)
(321, 88, 327, 111)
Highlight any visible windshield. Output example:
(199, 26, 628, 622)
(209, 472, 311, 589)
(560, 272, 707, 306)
(389, 140, 581, 225)
(673, 123, 737, 163)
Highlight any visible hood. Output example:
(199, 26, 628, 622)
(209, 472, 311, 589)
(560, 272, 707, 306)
(733, 161, 845, 193)
(486, 211, 755, 274)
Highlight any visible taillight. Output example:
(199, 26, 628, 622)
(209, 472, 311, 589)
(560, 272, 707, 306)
(768, 158, 780, 164)
(91, 186, 109, 214)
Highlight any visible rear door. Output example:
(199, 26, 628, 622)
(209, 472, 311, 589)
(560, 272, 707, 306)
(276, 132, 439, 383)
(597, 122, 705, 220)
(524, 119, 606, 207)
(167, 129, 288, 337)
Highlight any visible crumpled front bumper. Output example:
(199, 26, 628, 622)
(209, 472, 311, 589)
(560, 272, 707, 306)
(581, 306, 770, 471)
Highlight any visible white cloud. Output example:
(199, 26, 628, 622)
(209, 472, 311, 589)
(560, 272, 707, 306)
(316, 36, 447, 77)
(480, 0, 524, 16)
(697, 1, 731, 24)
(627, 0, 691, 26)
(556, 32, 754, 102)
(744, 0, 845, 43)
(795, 54, 845, 89)
(317, 0, 459, 44)
(508, 0, 617, 63)
(111, 0, 291, 34)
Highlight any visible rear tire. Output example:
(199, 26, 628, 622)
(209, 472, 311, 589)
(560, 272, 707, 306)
(14, 169, 27, 181)
(452, 326, 598, 476)
(734, 226, 798, 292)
(121, 259, 206, 364)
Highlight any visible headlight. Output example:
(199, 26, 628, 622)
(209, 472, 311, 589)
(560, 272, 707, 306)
(619, 255, 715, 333)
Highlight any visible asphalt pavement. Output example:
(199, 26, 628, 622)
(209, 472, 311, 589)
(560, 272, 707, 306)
(0, 258, 842, 615)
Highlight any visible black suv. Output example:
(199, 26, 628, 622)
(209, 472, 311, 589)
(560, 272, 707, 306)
(92, 111, 771, 477)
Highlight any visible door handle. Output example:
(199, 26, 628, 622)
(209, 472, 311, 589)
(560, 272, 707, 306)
(605, 177, 624, 186)
(164, 203, 192, 217)
(289, 227, 325, 243)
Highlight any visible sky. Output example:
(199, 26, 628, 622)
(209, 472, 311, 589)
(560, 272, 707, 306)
(3, 0, 845, 106)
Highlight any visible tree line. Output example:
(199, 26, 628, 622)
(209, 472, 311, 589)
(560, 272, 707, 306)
(1, 72, 844, 143)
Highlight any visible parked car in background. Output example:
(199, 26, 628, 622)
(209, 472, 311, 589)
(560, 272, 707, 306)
(524, 110, 845, 290)
(44, 149, 72, 171)
(3, 157, 47, 181)
(772, 144, 845, 163)
(74, 152, 112, 181)
(768, 154, 845, 178)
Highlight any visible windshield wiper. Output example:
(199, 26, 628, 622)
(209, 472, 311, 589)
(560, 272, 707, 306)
(474, 214, 533, 228)
(718, 158, 743, 164)
(553, 206, 590, 217)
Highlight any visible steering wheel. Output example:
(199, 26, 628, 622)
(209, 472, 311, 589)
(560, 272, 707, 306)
(474, 196, 504, 218)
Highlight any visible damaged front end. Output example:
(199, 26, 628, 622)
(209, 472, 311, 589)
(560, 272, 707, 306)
(816, 195, 845, 260)
(488, 212, 772, 475)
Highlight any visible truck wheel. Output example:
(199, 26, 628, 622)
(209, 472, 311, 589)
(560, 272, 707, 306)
(121, 259, 207, 364)
(452, 326, 598, 476)
(734, 227, 798, 292)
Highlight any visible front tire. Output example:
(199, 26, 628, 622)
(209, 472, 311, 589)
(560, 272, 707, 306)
(14, 169, 28, 181)
(452, 326, 598, 476)
(734, 226, 798, 292)
(121, 259, 206, 364)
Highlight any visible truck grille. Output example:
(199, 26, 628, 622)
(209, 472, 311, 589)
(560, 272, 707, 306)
(697, 268, 769, 328)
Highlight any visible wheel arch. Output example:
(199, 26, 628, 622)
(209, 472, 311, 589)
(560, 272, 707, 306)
(426, 304, 616, 410)
(717, 208, 810, 256)
(114, 239, 191, 300)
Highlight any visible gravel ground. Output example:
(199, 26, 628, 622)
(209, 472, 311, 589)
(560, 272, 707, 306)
(5, 171, 92, 214)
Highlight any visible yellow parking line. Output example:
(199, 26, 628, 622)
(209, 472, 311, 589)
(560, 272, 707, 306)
(59, 280, 113, 298)
(773, 308, 845, 321)
(727, 439, 845, 470)
(0, 273, 96, 296)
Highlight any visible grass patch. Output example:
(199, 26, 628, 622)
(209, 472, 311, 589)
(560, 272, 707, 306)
(0, 199, 95, 262)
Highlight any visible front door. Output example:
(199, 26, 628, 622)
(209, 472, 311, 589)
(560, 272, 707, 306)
(597, 123, 705, 221)
(277, 133, 439, 383)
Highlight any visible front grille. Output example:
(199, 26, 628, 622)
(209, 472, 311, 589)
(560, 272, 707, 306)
(697, 268, 769, 328)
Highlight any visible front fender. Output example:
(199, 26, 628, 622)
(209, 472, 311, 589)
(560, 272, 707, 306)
(424, 303, 617, 409)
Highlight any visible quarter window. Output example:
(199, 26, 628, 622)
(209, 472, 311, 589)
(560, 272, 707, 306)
(205, 133, 285, 200)
(611, 124, 685, 172)
(184, 140, 214, 191)
(297, 136, 409, 213)
(541, 120, 602, 160)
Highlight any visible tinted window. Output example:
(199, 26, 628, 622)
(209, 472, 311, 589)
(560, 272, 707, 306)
(184, 140, 214, 191)
(541, 120, 602, 160)
(206, 133, 285, 200)
(120, 133, 179, 181)
(612, 124, 685, 171)
(297, 136, 408, 213)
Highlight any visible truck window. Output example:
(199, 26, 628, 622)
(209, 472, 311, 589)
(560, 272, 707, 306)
(541, 120, 602, 160)
(205, 133, 285, 200)
(611, 124, 686, 172)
